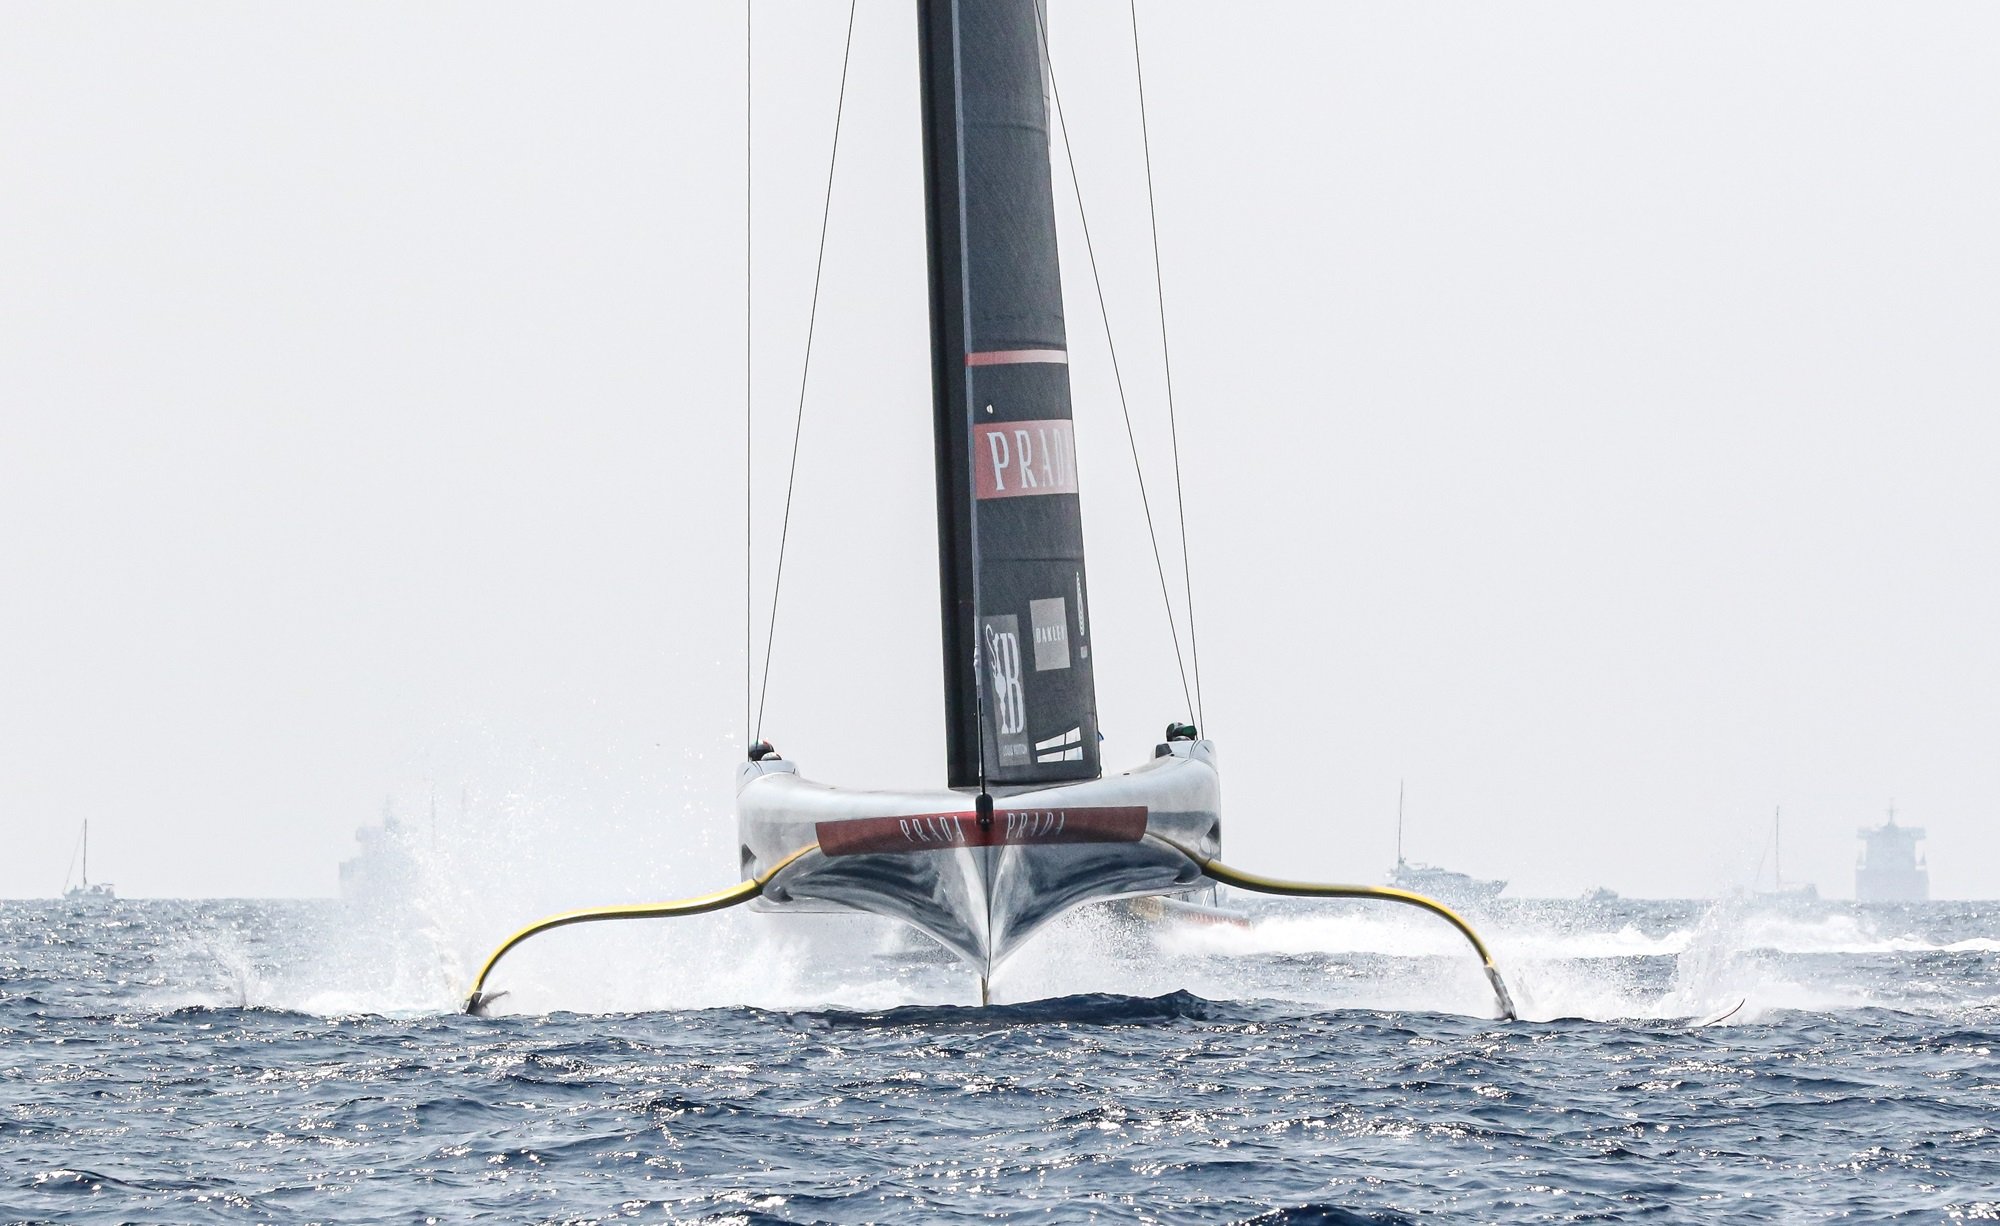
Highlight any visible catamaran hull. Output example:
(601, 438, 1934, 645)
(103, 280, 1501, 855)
(737, 740, 1221, 975)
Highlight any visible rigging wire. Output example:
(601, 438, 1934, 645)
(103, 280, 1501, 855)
(1033, 6, 1194, 725)
(744, 0, 753, 745)
(754, 0, 858, 744)
(1128, 0, 1204, 735)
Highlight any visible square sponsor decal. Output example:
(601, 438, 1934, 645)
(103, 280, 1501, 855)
(1029, 597, 1070, 672)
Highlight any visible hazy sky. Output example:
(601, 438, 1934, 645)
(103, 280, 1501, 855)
(3, 3, 1996, 901)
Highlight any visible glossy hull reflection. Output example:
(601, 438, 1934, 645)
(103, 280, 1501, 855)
(737, 742, 1221, 975)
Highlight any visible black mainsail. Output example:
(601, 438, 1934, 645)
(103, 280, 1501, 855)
(919, 0, 1098, 789)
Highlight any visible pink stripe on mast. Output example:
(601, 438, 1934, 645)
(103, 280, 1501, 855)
(965, 348, 1068, 367)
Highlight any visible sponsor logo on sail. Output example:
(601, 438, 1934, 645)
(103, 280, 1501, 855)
(982, 615, 1026, 757)
(1034, 726, 1084, 763)
(974, 419, 1079, 500)
(1029, 597, 1069, 671)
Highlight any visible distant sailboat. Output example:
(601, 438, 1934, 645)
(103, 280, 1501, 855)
(1389, 782, 1506, 907)
(62, 820, 115, 904)
(1754, 806, 1818, 904)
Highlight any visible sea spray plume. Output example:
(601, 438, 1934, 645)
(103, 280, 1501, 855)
(1475, 899, 1672, 1023)
(1658, 896, 1872, 1024)
(1149, 896, 1737, 1022)
(285, 735, 825, 1014)
(309, 733, 1051, 1016)
(1101, 896, 1506, 1018)
(975, 898, 1187, 1003)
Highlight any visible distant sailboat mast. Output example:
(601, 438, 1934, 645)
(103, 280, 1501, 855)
(1396, 779, 1405, 868)
(60, 821, 87, 894)
(63, 819, 114, 902)
(1755, 804, 1817, 901)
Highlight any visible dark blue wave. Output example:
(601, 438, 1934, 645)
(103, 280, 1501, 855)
(1235, 1209, 1416, 1226)
(804, 988, 1243, 1028)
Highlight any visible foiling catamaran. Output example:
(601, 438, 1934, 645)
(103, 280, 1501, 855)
(465, 1, 1515, 1019)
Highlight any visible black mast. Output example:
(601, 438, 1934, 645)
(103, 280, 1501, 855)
(917, 0, 1099, 789)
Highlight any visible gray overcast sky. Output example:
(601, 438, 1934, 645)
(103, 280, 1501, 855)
(3, 3, 1995, 901)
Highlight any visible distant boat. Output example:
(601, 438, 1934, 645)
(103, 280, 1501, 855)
(1856, 808, 1928, 902)
(339, 797, 424, 904)
(1754, 806, 1819, 904)
(61, 820, 115, 904)
(1580, 886, 1621, 904)
(1389, 782, 1506, 906)
(1391, 861, 1508, 905)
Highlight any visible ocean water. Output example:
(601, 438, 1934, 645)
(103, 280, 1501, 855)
(3, 894, 1996, 1224)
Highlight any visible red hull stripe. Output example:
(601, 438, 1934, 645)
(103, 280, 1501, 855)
(815, 805, 1147, 857)
(965, 348, 1068, 367)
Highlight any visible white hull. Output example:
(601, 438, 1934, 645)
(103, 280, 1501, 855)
(737, 740, 1221, 975)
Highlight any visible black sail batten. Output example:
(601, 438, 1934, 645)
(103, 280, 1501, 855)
(919, 0, 1099, 790)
